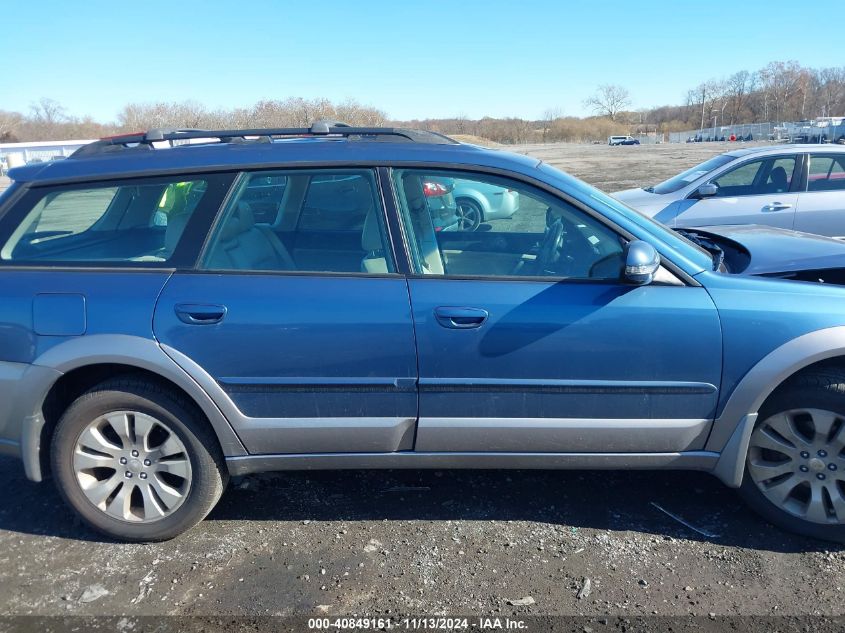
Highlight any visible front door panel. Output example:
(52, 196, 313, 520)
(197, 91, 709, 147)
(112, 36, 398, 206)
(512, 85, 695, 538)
(409, 278, 722, 453)
(674, 193, 798, 229)
(675, 154, 800, 230)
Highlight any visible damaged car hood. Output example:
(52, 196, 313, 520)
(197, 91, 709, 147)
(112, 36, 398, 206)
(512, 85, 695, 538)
(677, 224, 845, 278)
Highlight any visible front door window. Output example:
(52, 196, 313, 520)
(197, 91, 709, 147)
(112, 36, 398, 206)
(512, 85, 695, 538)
(711, 156, 797, 196)
(391, 169, 625, 280)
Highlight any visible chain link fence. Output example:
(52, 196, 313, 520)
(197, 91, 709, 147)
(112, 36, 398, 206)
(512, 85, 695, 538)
(632, 132, 664, 145)
(668, 121, 845, 144)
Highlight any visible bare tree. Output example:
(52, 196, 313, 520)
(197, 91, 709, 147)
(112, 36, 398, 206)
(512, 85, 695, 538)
(725, 70, 753, 124)
(334, 99, 387, 126)
(454, 112, 469, 134)
(758, 61, 805, 122)
(29, 98, 67, 126)
(813, 67, 845, 117)
(117, 101, 209, 131)
(0, 110, 22, 141)
(541, 107, 562, 141)
(583, 85, 631, 121)
(7, 59, 845, 146)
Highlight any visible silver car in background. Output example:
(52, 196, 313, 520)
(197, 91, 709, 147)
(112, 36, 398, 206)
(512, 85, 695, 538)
(452, 178, 520, 231)
(613, 145, 845, 239)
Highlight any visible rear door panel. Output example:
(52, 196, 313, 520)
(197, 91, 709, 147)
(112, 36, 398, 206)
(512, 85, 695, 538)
(794, 153, 845, 238)
(154, 276, 418, 455)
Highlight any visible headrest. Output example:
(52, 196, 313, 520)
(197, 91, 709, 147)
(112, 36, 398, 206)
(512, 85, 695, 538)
(237, 201, 255, 227)
(164, 212, 190, 253)
(769, 166, 787, 190)
(361, 209, 384, 253)
(219, 202, 255, 241)
(402, 175, 426, 211)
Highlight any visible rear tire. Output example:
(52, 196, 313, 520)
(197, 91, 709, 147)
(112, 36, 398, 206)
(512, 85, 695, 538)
(739, 370, 845, 543)
(455, 198, 483, 231)
(51, 377, 228, 542)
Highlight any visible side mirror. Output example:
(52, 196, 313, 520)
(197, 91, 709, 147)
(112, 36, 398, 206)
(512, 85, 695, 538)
(624, 240, 661, 285)
(694, 182, 718, 198)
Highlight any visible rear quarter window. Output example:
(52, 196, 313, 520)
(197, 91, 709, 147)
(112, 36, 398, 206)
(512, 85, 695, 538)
(16, 187, 117, 238)
(0, 175, 232, 266)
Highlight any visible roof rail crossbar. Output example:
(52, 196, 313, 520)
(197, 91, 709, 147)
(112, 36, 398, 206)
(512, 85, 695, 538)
(70, 122, 457, 158)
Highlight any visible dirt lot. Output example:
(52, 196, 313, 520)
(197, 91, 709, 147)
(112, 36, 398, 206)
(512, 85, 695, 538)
(1, 142, 844, 627)
(509, 141, 752, 192)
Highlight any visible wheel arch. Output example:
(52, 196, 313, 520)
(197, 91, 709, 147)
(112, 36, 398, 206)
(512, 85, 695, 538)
(709, 326, 845, 486)
(454, 190, 488, 217)
(22, 334, 247, 482)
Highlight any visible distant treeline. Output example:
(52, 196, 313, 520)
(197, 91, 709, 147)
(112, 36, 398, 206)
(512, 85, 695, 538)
(2, 60, 843, 145)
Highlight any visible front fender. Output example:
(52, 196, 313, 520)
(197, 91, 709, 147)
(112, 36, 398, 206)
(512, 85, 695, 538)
(709, 326, 845, 486)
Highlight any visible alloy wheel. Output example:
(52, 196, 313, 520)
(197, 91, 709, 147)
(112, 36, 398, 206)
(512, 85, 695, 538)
(72, 411, 192, 523)
(456, 201, 481, 231)
(747, 408, 845, 524)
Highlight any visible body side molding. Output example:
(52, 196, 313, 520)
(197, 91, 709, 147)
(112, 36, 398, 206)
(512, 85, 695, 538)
(160, 344, 416, 453)
(415, 417, 711, 452)
(226, 451, 718, 475)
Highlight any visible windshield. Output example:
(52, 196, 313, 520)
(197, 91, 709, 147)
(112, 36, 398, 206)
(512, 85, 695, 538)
(649, 154, 735, 194)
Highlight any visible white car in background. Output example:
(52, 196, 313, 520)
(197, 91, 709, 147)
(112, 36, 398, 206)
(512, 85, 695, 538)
(613, 145, 845, 238)
(608, 135, 640, 146)
(451, 178, 520, 231)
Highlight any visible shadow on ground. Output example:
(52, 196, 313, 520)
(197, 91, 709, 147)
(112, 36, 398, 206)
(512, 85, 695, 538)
(0, 455, 839, 554)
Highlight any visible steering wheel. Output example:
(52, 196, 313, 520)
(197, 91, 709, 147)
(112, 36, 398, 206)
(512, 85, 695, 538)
(534, 218, 565, 275)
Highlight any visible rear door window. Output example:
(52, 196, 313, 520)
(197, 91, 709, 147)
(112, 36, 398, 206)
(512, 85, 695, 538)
(238, 174, 288, 224)
(201, 169, 393, 274)
(808, 154, 845, 192)
(298, 174, 372, 231)
(0, 174, 233, 266)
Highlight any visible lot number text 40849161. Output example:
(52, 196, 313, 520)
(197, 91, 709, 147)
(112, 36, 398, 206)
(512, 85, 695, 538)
(307, 616, 529, 630)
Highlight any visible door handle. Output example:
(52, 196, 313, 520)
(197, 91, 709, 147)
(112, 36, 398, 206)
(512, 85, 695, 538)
(434, 306, 488, 329)
(762, 202, 793, 211)
(174, 304, 227, 325)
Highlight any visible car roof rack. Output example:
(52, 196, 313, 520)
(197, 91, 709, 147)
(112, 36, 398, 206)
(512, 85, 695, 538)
(70, 121, 458, 158)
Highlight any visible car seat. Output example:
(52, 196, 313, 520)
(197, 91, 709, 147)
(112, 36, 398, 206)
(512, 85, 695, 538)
(361, 209, 388, 273)
(205, 202, 297, 271)
(767, 166, 788, 193)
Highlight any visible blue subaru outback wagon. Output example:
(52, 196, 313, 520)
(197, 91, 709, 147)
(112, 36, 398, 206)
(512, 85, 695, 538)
(1, 123, 845, 543)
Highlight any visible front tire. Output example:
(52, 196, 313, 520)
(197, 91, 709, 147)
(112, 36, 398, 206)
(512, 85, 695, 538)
(739, 370, 845, 543)
(51, 377, 227, 542)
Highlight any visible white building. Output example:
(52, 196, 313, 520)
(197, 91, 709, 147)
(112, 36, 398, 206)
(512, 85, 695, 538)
(0, 139, 96, 171)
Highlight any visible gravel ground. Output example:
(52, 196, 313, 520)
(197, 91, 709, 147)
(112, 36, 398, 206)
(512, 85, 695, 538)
(1, 141, 844, 627)
(2, 459, 843, 619)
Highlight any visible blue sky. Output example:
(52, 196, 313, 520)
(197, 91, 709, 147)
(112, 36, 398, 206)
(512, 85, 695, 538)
(1, 0, 835, 122)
